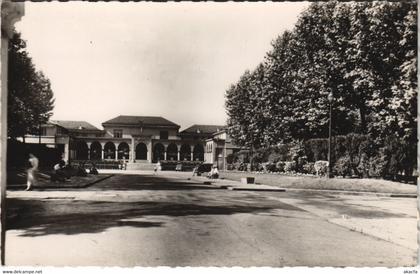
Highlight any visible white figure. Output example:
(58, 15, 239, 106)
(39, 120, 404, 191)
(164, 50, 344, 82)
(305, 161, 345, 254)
(26, 153, 39, 191)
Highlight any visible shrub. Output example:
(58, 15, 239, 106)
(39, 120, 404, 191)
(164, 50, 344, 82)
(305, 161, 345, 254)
(254, 163, 264, 172)
(314, 160, 329, 176)
(251, 148, 267, 164)
(265, 162, 277, 172)
(234, 162, 247, 171)
(226, 154, 236, 165)
(333, 155, 352, 177)
(226, 164, 235, 170)
(284, 161, 297, 173)
(381, 135, 416, 177)
(302, 162, 315, 174)
(260, 162, 277, 172)
(369, 153, 387, 178)
(304, 138, 328, 162)
(289, 140, 305, 162)
(356, 153, 370, 178)
(275, 161, 286, 172)
(296, 156, 308, 172)
(267, 144, 290, 162)
(233, 150, 250, 164)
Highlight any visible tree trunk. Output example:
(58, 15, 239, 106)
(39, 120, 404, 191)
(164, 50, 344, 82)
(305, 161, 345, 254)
(359, 105, 367, 134)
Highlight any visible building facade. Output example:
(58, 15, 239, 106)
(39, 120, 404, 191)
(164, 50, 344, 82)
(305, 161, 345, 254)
(22, 116, 232, 168)
(204, 129, 242, 170)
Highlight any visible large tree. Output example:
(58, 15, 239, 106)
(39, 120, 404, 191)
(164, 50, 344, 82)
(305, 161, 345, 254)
(8, 32, 54, 140)
(226, 1, 416, 143)
(225, 1, 417, 174)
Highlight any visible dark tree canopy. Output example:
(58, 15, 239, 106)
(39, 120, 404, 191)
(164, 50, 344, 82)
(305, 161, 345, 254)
(8, 32, 55, 139)
(225, 1, 417, 173)
(225, 1, 416, 145)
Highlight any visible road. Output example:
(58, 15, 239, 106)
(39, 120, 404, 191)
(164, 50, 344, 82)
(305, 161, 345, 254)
(5, 173, 417, 267)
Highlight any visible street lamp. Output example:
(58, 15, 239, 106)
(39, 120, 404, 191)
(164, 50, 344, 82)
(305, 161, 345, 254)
(327, 92, 333, 178)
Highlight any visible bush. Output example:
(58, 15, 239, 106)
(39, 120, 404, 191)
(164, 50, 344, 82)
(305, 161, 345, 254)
(226, 164, 235, 170)
(250, 149, 266, 164)
(304, 139, 328, 162)
(232, 150, 250, 164)
(284, 161, 297, 173)
(275, 161, 285, 172)
(259, 162, 277, 172)
(333, 156, 352, 177)
(356, 153, 370, 178)
(290, 141, 305, 162)
(265, 162, 277, 172)
(255, 163, 264, 172)
(160, 160, 203, 171)
(267, 144, 290, 162)
(226, 154, 236, 165)
(236, 162, 247, 171)
(296, 156, 308, 172)
(302, 162, 315, 174)
(314, 160, 329, 176)
(368, 153, 387, 178)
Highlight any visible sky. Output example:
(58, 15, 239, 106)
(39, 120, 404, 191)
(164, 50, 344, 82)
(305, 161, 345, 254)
(15, 2, 309, 130)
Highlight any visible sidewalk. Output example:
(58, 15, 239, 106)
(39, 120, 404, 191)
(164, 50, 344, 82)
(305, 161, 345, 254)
(164, 171, 418, 197)
(189, 173, 418, 251)
(274, 194, 418, 251)
(190, 175, 286, 192)
(93, 170, 418, 197)
(219, 171, 417, 196)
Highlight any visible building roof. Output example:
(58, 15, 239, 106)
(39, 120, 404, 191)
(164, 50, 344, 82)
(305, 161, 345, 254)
(102, 115, 179, 128)
(180, 124, 225, 135)
(49, 120, 101, 131)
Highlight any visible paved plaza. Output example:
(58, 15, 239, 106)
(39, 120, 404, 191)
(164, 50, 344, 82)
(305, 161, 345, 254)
(5, 173, 417, 267)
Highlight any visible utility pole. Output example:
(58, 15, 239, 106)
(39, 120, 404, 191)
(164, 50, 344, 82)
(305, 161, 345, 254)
(327, 92, 333, 178)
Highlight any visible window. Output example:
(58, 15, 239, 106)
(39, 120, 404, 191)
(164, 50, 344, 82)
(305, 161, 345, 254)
(41, 127, 47, 136)
(160, 131, 168, 140)
(114, 129, 123, 138)
(207, 143, 212, 153)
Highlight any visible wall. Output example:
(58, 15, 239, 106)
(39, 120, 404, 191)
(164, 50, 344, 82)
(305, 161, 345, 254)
(103, 126, 180, 140)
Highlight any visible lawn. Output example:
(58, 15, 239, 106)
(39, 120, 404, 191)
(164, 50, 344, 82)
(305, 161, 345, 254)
(220, 171, 417, 194)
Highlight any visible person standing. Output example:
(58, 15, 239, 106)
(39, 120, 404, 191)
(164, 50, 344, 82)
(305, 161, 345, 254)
(212, 166, 219, 179)
(154, 161, 161, 175)
(26, 153, 39, 191)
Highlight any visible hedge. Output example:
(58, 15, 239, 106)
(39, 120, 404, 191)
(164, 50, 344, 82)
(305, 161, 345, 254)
(228, 133, 416, 181)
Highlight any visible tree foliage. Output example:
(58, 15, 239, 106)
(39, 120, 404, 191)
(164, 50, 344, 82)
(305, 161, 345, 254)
(8, 32, 55, 139)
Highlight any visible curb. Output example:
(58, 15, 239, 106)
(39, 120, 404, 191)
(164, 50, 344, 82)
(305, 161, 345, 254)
(227, 186, 286, 192)
(190, 176, 417, 198)
(285, 188, 417, 198)
(7, 175, 114, 190)
(195, 178, 286, 192)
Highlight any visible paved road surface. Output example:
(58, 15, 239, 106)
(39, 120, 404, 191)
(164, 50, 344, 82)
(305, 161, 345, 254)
(5, 174, 417, 267)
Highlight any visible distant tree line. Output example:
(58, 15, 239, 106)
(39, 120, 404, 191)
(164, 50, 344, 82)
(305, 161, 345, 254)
(225, 2, 417, 178)
(8, 32, 55, 141)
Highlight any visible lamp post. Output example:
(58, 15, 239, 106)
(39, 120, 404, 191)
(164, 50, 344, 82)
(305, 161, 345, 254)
(327, 92, 333, 178)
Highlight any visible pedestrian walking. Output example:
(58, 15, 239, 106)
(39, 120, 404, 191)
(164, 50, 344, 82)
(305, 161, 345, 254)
(26, 153, 39, 191)
(154, 161, 161, 175)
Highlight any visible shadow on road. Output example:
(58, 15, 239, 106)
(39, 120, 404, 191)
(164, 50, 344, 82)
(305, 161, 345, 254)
(6, 196, 302, 237)
(87, 174, 221, 191)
